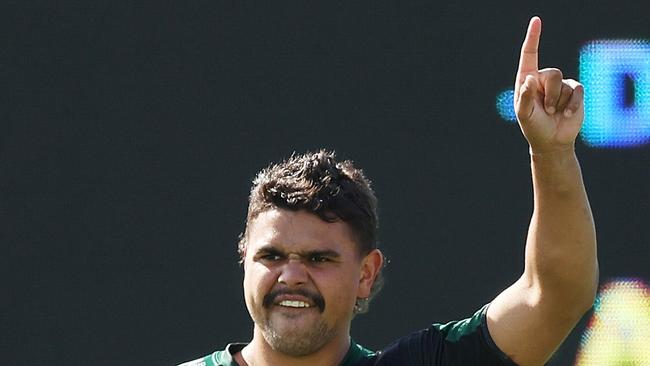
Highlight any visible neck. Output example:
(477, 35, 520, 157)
(238, 326, 351, 366)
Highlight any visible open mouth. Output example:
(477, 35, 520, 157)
(277, 300, 312, 308)
(264, 289, 325, 312)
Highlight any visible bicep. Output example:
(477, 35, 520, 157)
(487, 277, 586, 366)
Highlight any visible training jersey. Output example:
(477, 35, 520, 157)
(177, 305, 516, 365)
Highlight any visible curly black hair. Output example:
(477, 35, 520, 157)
(239, 149, 384, 314)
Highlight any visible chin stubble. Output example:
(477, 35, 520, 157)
(262, 317, 332, 357)
(259, 288, 333, 356)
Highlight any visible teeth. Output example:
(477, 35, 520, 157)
(279, 300, 311, 308)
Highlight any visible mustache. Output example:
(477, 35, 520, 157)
(263, 288, 326, 313)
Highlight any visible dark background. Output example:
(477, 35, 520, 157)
(2, 1, 649, 365)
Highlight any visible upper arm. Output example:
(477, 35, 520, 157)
(486, 277, 593, 366)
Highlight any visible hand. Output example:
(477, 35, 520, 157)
(514, 17, 584, 154)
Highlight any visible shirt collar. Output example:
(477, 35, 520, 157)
(218, 339, 374, 366)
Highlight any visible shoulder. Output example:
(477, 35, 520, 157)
(176, 343, 245, 366)
(176, 352, 223, 366)
(372, 305, 516, 365)
(432, 304, 487, 342)
(341, 340, 378, 365)
(176, 355, 213, 366)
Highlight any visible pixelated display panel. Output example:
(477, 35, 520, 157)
(496, 89, 517, 122)
(575, 278, 650, 365)
(579, 40, 650, 148)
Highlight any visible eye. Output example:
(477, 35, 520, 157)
(261, 254, 282, 261)
(309, 255, 330, 263)
(256, 250, 284, 262)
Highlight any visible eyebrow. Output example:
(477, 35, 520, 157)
(255, 245, 342, 259)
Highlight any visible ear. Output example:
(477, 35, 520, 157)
(357, 249, 384, 299)
(241, 247, 248, 272)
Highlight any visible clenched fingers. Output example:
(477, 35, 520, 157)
(538, 68, 563, 114)
(555, 82, 574, 113)
(562, 79, 584, 118)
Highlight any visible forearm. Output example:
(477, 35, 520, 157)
(524, 148, 598, 308)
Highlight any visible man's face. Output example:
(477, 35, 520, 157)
(242, 208, 379, 356)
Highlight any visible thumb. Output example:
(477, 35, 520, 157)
(516, 74, 539, 123)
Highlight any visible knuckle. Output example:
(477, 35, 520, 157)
(541, 68, 563, 80)
(550, 68, 563, 79)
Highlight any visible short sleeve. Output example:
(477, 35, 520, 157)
(373, 305, 517, 365)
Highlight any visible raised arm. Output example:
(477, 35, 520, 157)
(486, 17, 599, 366)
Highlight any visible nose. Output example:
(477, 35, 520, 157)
(277, 258, 308, 287)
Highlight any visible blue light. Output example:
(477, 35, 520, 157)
(579, 40, 650, 148)
(495, 89, 517, 123)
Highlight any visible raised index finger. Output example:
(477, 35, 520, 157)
(516, 16, 542, 87)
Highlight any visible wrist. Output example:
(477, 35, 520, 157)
(528, 144, 575, 158)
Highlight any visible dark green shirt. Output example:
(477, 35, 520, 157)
(177, 305, 516, 365)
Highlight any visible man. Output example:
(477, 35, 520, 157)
(179, 16, 598, 366)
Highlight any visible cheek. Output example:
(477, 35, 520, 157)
(244, 264, 276, 302)
(313, 268, 359, 307)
